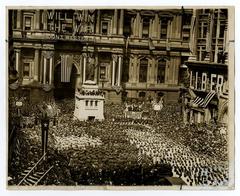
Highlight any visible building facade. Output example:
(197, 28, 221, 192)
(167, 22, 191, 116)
(8, 8, 228, 106)
(181, 9, 229, 124)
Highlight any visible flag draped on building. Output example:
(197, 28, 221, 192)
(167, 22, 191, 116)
(192, 91, 216, 108)
(61, 55, 73, 82)
(137, 150, 143, 165)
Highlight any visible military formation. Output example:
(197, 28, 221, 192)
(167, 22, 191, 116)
(9, 97, 228, 186)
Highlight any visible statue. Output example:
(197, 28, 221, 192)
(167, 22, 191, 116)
(85, 54, 96, 81)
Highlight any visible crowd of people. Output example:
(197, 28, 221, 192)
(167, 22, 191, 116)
(9, 96, 229, 186)
(78, 89, 104, 96)
(124, 127, 228, 186)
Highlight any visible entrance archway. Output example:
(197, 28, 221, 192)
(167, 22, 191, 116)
(54, 63, 78, 100)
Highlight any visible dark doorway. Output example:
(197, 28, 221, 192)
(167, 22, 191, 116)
(54, 64, 77, 100)
(88, 116, 95, 121)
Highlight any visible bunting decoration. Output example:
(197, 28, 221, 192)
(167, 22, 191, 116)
(61, 55, 73, 82)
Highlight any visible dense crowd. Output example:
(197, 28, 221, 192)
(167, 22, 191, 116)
(9, 97, 229, 186)
(78, 89, 104, 96)
(124, 127, 228, 186)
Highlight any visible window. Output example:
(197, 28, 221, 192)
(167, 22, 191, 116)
(139, 92, 146, 98)
(100, 66, 107, 79)
(86, 100, 89, 106)
(157, 60, 166, 83)
(142, 18, 149, 38)
(95, 101, 98, 107)
(139, 59, 148, 83)
(23, 63, 30, 77)
(160, 18, 168, 39)
(101, 21, 109, 35)
(12, 10, 17, 29)
(182, 14, 192, 26)
(219, 23, 226, 38)
(24, 16, 32, 30)
(203, 26, 207, 38)
(199, 22, 207, 38)
(90, 100, 93, 106)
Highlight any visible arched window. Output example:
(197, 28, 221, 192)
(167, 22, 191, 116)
(160, 18, 168, 39)
(157, 59, 166, 83)
(139, 58, 148, 83)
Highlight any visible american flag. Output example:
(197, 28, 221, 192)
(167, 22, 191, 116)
(137, 150, 143, 165)
(61, 55, 73, 83)
(192, 91, 216, 108)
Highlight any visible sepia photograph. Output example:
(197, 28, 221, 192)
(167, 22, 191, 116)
(6, 6, 235, 190)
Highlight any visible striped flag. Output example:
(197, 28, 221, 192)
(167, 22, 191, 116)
(61, 55, 73, 82)
(137, 150, 143, 165)
(192, 91, 216, 108)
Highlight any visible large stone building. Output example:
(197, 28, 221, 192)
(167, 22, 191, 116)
(8, 8, 228, 105)
(181, 9, 229, 124)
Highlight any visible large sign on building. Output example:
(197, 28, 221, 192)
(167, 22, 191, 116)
(47, 10, 95, 35)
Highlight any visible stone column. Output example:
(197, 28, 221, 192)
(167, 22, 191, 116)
(112, 55, 117, 86)
(119, 9, 124, 35)
(49, 57, 53, 84)
(154, 13, 159, 38)
(78, 55, 83, 85)
(96, 10, 100, 34)
(43, 10, 48, 30)
(35, 10, 40, 30)
(43, 57, 47, 84)
(149, 19, 153, 38)
(139, 19, 143, 38)
(15, 49, 20, 72)
(134, 55, 138, 83)
(113, 9, 118, 34)
(150, 58, 155, 84)
(214, 9, 221, 63)
(94, 55, 98, 83)
(134, 12, 140, 37)
(223, 20, 228, 64)
(83, 53, 87, 83)
(189, 10, 198, 61)
(16, 10, 21, 29)
(167, 20, 172, 40)
(34, 49, 39, 81)
(117, 55, 122, 86)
